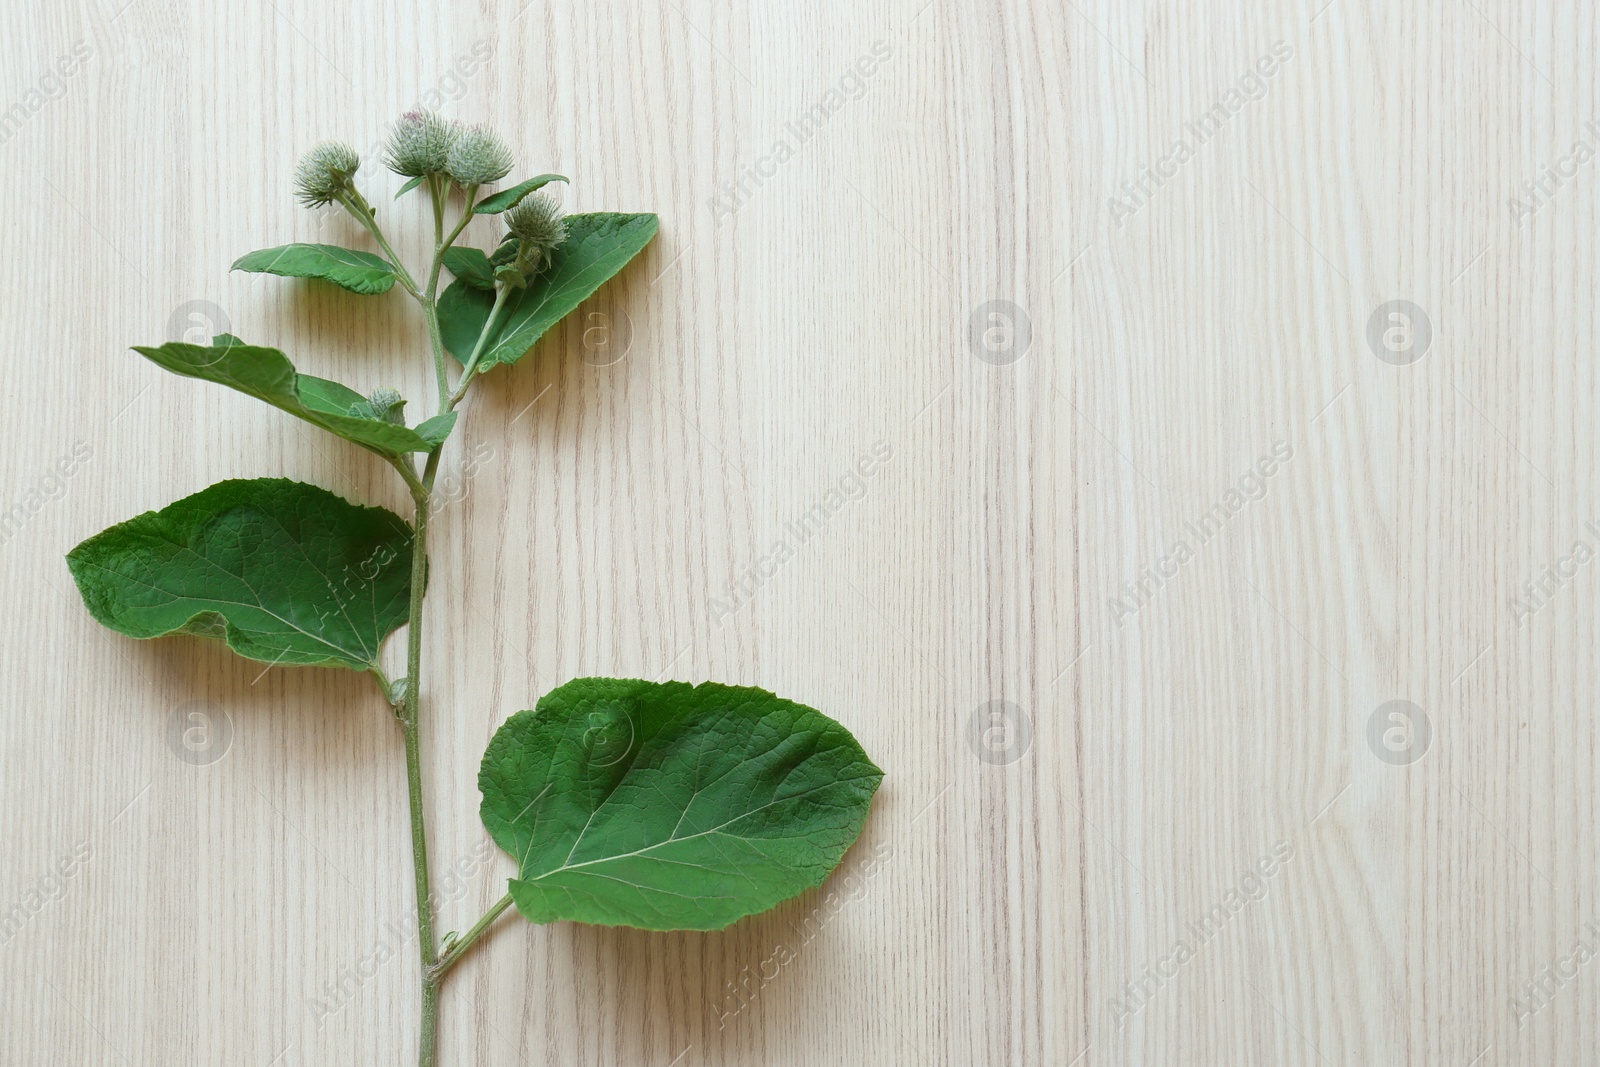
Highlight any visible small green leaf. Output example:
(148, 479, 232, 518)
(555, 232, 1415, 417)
(489, 236, 520, 267)
(232, 244, 398, 295)
(479, 678, 883, 930)
(413, 412, 458, 447)
(395, 175, 427, 199)
(134, 336, 447, 457)
(66, 478, 412, 671)
(474, 174, 567, 215)
(439, 213, 659, 371)
(441, 247, 496, 290)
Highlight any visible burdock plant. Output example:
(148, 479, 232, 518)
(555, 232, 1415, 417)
(66, 114, 882, 1066)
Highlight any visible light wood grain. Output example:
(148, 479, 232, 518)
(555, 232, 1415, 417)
(2, 1, 1596, 1063)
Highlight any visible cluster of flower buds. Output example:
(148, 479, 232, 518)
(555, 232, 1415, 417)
(380, 112, 514, 186)
(294, 113, 568, 284)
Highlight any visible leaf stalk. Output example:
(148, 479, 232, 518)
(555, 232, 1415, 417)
(432, 892, 516, 979)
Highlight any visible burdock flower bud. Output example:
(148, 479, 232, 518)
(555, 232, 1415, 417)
(294, 141, 360, 208)
(446, 125, 514, 185)
(505, 194, 567, 273)
(352, 387, 406, 424)
(383, 110, 461, 178)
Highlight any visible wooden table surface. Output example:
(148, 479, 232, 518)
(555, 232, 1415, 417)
(2, 1, 1595, 1064)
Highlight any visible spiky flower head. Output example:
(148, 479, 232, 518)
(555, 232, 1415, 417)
(293, 141, 360, 208)
(383, 110, 461, 178)
(446, 125, 515, 185)
(505, 193, 567, 272)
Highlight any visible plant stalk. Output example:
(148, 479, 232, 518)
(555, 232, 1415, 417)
(384, 177, 510, 1067)
(448, 285, 512, 409)
(421, 179, 478, 408)
(401, 451, 442, 1067)
(434, 892, 515, 978)
(340, 190, 421, 298)
(418, 974, 441, 1067)
(423, 302, 453, 411)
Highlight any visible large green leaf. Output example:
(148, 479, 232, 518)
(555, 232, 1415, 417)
(437, 213, 658, 372)
(479, 678, 883, 930)
(232, 244, 399, 295)
(66, 478, 412, 671)
(474, 174, 567, 215)
(133, 335, 453, 457)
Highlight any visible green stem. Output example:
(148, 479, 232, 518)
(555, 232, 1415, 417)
(418, 976, 441, 1067)
(422, 302, 452, 411)
(431, 184, 480, 293)
(429, 175, 446, 249)
(374, 177, 500, 1067)
(434, 892, 515, 978)
(420, 179, 479, 409)
(447, 284, 512, 409)
(391, 455, 428, 499)
(399, 453, 442, 1067)
(340, 191, 420, 299)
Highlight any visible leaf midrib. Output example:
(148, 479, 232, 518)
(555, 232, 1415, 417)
(522, 771, 879, 883)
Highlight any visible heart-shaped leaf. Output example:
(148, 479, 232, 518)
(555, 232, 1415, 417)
(134, 335, 452, 457)
(232, 244, 399, 295)
(474, 174, 567, 215)
(437, 213, 658, 372)
(66, 478, 412, 671)
(479, 678, 883, 930)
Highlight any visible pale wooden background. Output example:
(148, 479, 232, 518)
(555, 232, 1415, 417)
(1, 0, 1595, 1064)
